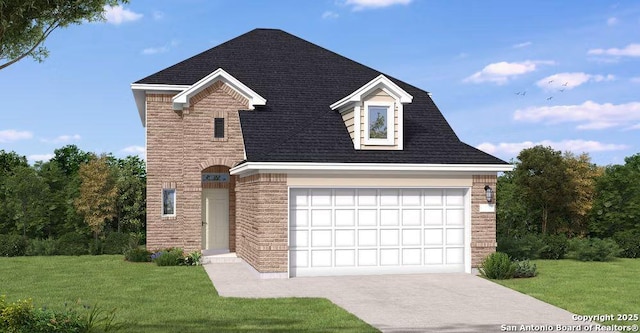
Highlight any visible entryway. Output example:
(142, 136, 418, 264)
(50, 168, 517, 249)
(201, 188, 229, 251)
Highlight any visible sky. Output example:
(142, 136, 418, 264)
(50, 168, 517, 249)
(1, 0, 639, 166)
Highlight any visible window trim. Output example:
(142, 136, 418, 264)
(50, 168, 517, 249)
(162, 188, 176, 217)
(363, 101, 395, 145)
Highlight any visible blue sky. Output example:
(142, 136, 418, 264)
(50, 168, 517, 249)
(1, 0, 639, 166)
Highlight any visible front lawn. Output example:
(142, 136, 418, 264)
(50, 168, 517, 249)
(495, 259, 640, 325)
(0, 255, 377, 332)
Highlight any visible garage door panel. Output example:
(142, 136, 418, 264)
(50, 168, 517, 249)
(290, 188, 468, 277)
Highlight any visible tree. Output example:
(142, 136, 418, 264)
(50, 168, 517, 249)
(496, 167, 535, 237)
(512, 146, 569, 234)
(112, 155, 146, 234)
(74, 155, 117, 243)
(0, 150, 29, 234)
(0, 0, 128, 70)
(563, 152, 603, 235)
(4, 165, 50, 237)
(590, 154, 640, 237)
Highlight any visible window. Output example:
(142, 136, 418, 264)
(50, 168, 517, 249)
(162, 189, 176, 216)
(214, 118, 225, 138)
(364, 102, 394, 145)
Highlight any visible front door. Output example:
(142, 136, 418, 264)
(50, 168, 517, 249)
(201, 188, 229, 250)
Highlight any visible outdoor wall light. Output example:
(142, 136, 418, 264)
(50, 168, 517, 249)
(484, 185, 493, 203)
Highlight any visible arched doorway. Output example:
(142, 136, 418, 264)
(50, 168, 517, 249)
(201, 165, 231, 252)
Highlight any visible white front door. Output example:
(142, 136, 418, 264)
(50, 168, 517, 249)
(289, 188, 469, 277)
(202, 188, 229, 250)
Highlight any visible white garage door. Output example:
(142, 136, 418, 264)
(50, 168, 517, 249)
(289, 188, 469, 277)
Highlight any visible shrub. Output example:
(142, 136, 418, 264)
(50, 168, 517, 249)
(513, 260, 538, 278)
(56, 232, 89, 256)
(124, 247, 151, 262)
(613, 230, 640, 258)
(539, 234, 569, 260)
(102, 232, 133, 255)
(182, 251, 202, 266)
(0, 234, 28, 257)
(151, 248, 184, 266)
(497, 234, 544, 260)
(569, 237, 621, 262)
(479, 252, 515, 280)
(26, 238, 58, 256)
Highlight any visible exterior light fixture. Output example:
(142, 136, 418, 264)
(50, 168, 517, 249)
(484, 185, 493, 203)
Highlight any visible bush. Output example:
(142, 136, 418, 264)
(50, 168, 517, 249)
(0, 295, 123, 333)
(513, 260, 538, 278)
(56, 232, 89, 256)
(0, 234, 28, 257)
(102, 232, 133, 255)
(539, 234, 569, 260)
(497, 234, 544, 260)
(124, 247, 151, 262)
(182, 251, 202, 266)
(613, 230, 640, 258)
(568, 237, 621, 262)
(151, 248, 184, 266)
(479, 252, 515, 280)
(26, 238, 58, 256)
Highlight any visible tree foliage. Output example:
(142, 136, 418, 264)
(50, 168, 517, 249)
(0, 0, 128, 70)
(74, 154, 118, 241)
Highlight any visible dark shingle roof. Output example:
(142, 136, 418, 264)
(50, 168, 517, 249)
(137, 28, 507, 165)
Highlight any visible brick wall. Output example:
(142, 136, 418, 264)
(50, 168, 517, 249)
(470, 174, 498, 267)
(236, 173, 289, 273)
(146, 81, 248, 252)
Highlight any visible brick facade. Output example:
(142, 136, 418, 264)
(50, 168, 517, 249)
(146, 81, 247, 253)
(470, 174, 498, 267)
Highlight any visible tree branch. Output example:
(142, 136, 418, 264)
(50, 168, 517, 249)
(0, 21, 60, 71)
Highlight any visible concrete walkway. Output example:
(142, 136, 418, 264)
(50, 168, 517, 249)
(204, 261, 584, 333)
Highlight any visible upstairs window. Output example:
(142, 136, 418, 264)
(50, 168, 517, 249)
(364, 101, 394, 145)
(162, 188, 176, 216)
(214, 118, 225, 138)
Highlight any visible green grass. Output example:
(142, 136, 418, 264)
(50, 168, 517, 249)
(494, 259, 640, 325)
(0, 255, 377, 332)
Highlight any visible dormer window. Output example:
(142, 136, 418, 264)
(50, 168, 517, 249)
(364, 102, 394, 145)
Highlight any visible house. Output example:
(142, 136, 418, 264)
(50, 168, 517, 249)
(131, 28, 512, 278)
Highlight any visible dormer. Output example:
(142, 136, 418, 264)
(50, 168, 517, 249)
(330, 75, 412, 150)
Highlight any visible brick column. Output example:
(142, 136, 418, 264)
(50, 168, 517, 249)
(471, 174, 498, 267)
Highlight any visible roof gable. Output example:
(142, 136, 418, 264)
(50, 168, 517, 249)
(330, 74, 413, 111)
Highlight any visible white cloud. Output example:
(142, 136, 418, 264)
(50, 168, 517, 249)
(345, 0, 412, 11)
(103, 5, 143, 25)
(631, 77, 640, 83)
(463, 60, 554, 85)
(41, 134, 81, 144)
(0, 129, 33, 143)
(536, 72, 615, 91)
(628, 124, 640, 130)
(121, 145, 146, 159)
(477, 140, 628, 155)
(607, 17, 618, 26)
(588, 43, 640, 57)
(27, 154, 54, 163)
(322, 11, 339, 19)
(514, 100, 640, 130)
(513, 41, 532, 49)
(142, 39, 179, 55)
(153, 11, 165, 20)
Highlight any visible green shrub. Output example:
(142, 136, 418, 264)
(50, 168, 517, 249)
(569, 237, 621, 262)
(151, 248, 184, 266)
(26, 238, 58, 256)
(479, 252, 515, 280)
(539, 234, 569, 260)
(56, 232, 89, 256)
(497, 234, 544, 260)
(0, 234, 28, 257)
(102, 232, 132, 255)
(513, 260, 538, 278)
(613, 230, 640, 258)
(182, 251, 202, 266)
(124, 247, 151, 262)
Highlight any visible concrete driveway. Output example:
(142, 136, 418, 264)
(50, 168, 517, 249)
(204, 261, 582, 333)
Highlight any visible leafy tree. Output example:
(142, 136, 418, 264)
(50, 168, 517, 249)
(496, 167, 535, 237)
(112, 155, 146, 234)
(590, 154, 640, 237)
(0, 150, 29, 234)
(512, 146, 569, 234)
(4, 165, 50, 237)
(74, 155, 117, 243)
(562, 152, 603, 235)
(0, 0, 129, 70)
(51, 145, 92, 177)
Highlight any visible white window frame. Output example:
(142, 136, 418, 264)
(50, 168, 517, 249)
(363, 101, 395, 145)
(162, 188, 176, 217)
